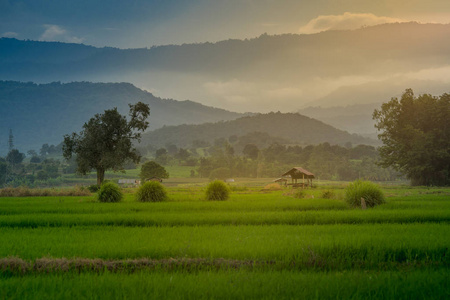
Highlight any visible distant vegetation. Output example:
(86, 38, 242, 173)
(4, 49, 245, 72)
(140, 112, 377, 149)
(0, 140, 400, 188)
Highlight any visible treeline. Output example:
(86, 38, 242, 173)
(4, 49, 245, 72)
(153, 141, 401, 181)
(0, 143, 68, 187)
(140, 112, 377, 149)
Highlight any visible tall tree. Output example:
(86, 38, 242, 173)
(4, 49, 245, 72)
(373, 89, 450, 186)
(63, 102, 150, 185)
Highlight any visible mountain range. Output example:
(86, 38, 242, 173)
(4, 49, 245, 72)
(0, 81, 242, 154)
(0, 81, 377, 155)
(1, 22, 450, 117)
(1, 22, 448, 152)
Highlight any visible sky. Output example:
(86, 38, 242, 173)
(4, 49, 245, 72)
(1, 0, 450, 48)
(1, 0, 450, 117)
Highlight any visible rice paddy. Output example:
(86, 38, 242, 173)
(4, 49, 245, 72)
(0, 181, 449, 299)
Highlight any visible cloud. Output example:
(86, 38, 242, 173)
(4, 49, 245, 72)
(1, 32, 18, 38)
(202, 79, 307, 112)
(299, 12, 405, 33)
(39, 24, 84, 43)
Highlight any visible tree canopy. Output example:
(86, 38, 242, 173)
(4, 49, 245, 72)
(373, 89, 450, 186)
(6, 149, 25, 165)
(63, 102, 150, 185)
(139, 161, 169, 182)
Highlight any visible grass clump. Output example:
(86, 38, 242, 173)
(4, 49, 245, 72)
(205, 180, 230, 201)
(262, 183, 282, 191)
(345, 180, 385, 208)
(97, 182, 123, 203)
(321, 190, 335, 199)
(0, 186, 91, 197)
(293, 189, 306, 199)
(136, 181, 168, 202)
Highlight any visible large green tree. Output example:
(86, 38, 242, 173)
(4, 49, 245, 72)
(373, 89, 450, 186)
(63, 102, 150, 185)
(139, 161, 169, 182)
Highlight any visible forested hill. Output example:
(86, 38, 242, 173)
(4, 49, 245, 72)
(2, 23, 450, 82)
(2, 23, 450, 116)
(0, 81, 243, 154)
(140, 112, 378, 148)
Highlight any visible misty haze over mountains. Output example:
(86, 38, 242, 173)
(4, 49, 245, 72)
(2, 22, 450, 115)
(1, 22, 449, 152)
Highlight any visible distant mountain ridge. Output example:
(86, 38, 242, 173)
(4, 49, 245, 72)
(140, 112, 378, 149)
(0, 81, 243, 154)
(1, 22, 450, 115)
(2, 23, 450, 82)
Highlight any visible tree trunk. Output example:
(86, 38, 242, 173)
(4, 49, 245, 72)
(97, 168, 105, 186)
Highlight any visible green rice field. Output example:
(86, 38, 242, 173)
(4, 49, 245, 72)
(0, 180, 449, 299)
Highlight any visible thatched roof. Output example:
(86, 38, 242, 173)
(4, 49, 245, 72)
(281, 167, 315, 179)
(273, 178, 288, 182)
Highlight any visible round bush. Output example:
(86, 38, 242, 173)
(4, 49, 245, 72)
(97, 182, 123, 203)
(345, 180, 385, 208)
(136, 181, 168, 202)
(205, 180, 230, 201)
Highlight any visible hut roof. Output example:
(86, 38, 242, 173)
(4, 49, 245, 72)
(273, 178, 288, 182)
(281, 167, 315, 179)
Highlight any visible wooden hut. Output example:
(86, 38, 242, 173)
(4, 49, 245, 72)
(281, 167, 314, 188)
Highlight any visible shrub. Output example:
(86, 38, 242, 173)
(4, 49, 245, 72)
(345, 180, 385, 208)
(136, 181, 168, 202)
(97, 182, 123, 203)
(293, 189, 306, 199)
(205, 180, 230, 201)
(87, 184, 100, 193)
(321, 190, 335, 199)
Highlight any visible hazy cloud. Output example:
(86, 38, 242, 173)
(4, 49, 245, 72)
(299, 12, 405, 33)
(39, 25, 84, 43)
(1, 31, 18, 38)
